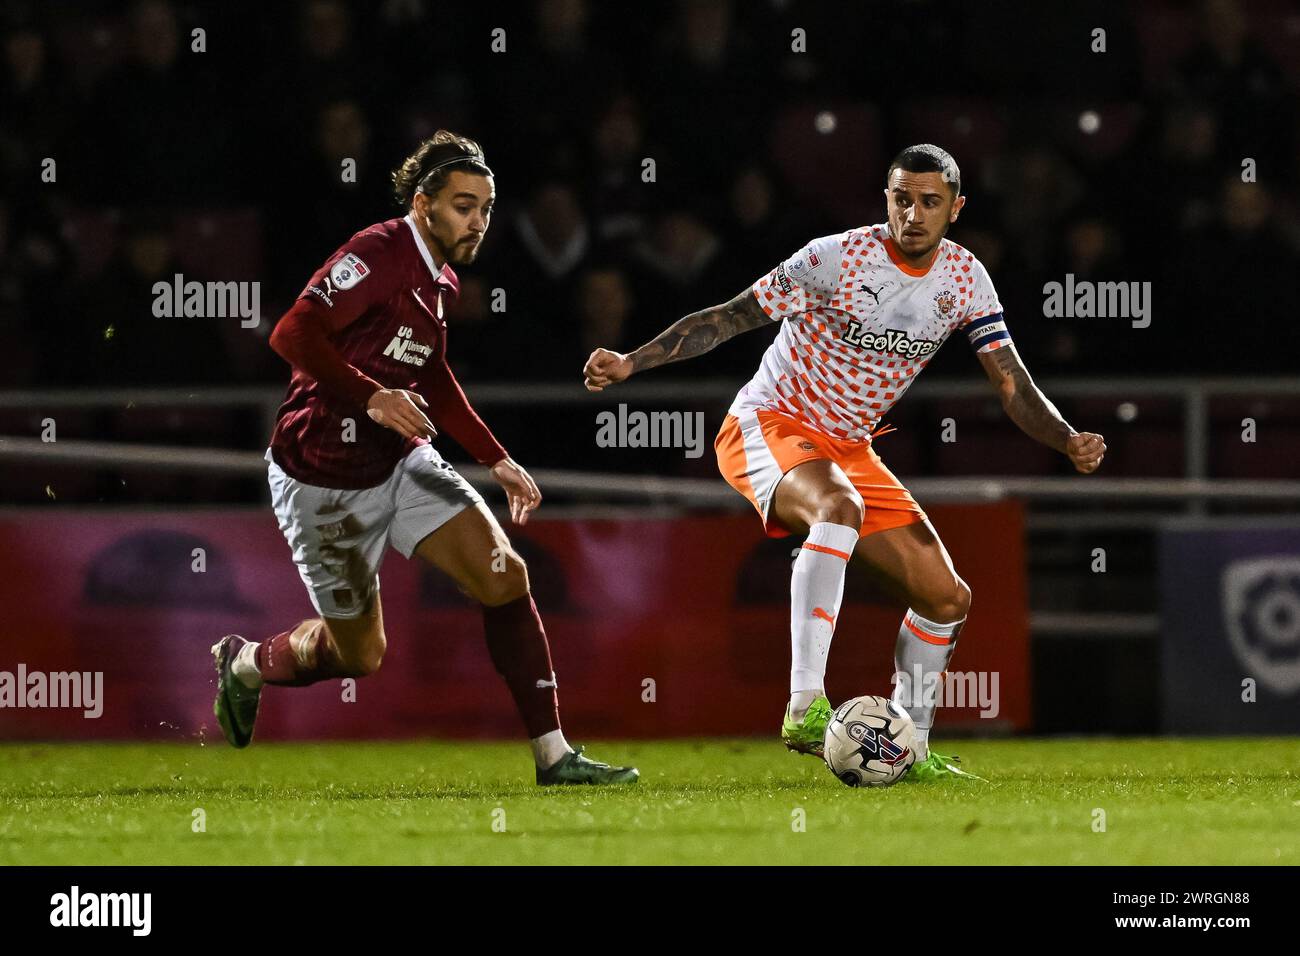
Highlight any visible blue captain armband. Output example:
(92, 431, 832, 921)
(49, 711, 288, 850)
(965, 313, 1012, 354)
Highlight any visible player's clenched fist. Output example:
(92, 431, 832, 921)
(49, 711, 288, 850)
(583, 348, 633, 392)
(366, 388, 437, 440)
(1066, 431, 1106, 474)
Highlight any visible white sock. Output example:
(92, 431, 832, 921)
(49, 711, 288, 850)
(913, 726, 930, 760)
(790, 521, 859, 704)
(232, 640, 263, 689)
(789, 688, 825, 720)
(891, 608, 964, 758)
(531, 728, 572, 769)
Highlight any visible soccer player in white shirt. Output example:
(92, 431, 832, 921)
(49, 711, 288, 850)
(584, 145, 1106, 781)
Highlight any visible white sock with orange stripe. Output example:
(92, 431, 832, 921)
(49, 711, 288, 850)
(789, 521, 859, 718)
(891, 608, 965, 759)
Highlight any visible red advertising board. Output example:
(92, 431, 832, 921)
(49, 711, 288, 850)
(0, 504, 1029, 740)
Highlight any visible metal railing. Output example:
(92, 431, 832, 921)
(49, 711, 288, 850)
(3, 376, 1297, 483)
(4, 436, 1298, 509)
(4, 380, 1298, 643)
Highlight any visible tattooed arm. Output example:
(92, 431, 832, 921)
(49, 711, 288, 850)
(978, 342, 1107, 474)
(582, 288, 771, 391)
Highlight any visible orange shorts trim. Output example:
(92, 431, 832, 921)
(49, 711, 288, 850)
(715, 409, 927, 539)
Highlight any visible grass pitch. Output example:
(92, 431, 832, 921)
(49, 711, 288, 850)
(2, 738, 1296, 865)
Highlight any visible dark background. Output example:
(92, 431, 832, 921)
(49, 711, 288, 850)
(1, 1, 1298, 735)
(3, 0, 1297, 394)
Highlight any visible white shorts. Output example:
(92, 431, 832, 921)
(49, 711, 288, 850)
(266, 444, 484, 619)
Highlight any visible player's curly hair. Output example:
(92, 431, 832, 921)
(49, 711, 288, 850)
(886, 144, 961, 197)
(391, 130, 492, 208)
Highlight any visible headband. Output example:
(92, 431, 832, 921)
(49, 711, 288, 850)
(415, 144, 493, 194)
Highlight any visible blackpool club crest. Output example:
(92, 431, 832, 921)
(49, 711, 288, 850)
(934, 291, 957, 317)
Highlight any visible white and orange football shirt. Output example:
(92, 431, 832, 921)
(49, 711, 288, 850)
(732, 224, 1008, 441)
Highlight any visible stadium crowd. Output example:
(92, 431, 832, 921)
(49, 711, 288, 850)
(2, 0, 1297, 392)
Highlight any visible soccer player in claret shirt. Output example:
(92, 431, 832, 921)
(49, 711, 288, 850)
(585, 145, 1106, 781)
(211, 131, 637, 785)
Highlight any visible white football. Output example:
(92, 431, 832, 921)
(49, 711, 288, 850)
(824, 695, 917, 787)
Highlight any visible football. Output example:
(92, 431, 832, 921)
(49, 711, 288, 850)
(824, 696, 918, 787)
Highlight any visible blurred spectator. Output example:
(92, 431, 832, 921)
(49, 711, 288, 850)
(989, 146, 1085, 276)
(441, 275, 497, 379)
(629, 210, 722, 325)
(0, 195, 73, 385)
(0, 20, 70, 186)
(1150, 100, 1223, 233)
(0, 0, 1290, 391)
(645, 0, 767, 185)
(266, 97, 390, 295)
(714, 164, 806, 294)
(1044, 220, 1129, 371)
(485, 0, 622, 154)
(507, 179, 591, 292)
(588, 94, 650, 244)
(575, 265, 634, 358)
(1165, 177, 1298, 372)
(1174, 1, 1291, 161)
(88, 0, 228, 202)
(464, 179, 591, 378)
(69, 211, 232, 386)
(290, 0, 370, 99)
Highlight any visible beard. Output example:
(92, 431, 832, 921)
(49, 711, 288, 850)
(448, 238, 481, 265)
(896, 220, 949, 258)
(903, 234, 939, 258)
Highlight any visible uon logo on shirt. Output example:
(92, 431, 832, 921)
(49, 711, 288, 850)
(382, 324, 433, 367)
(330, 253, 370, 290)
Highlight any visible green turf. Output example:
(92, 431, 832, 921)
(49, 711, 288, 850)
(2, 738, 1297, 865)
